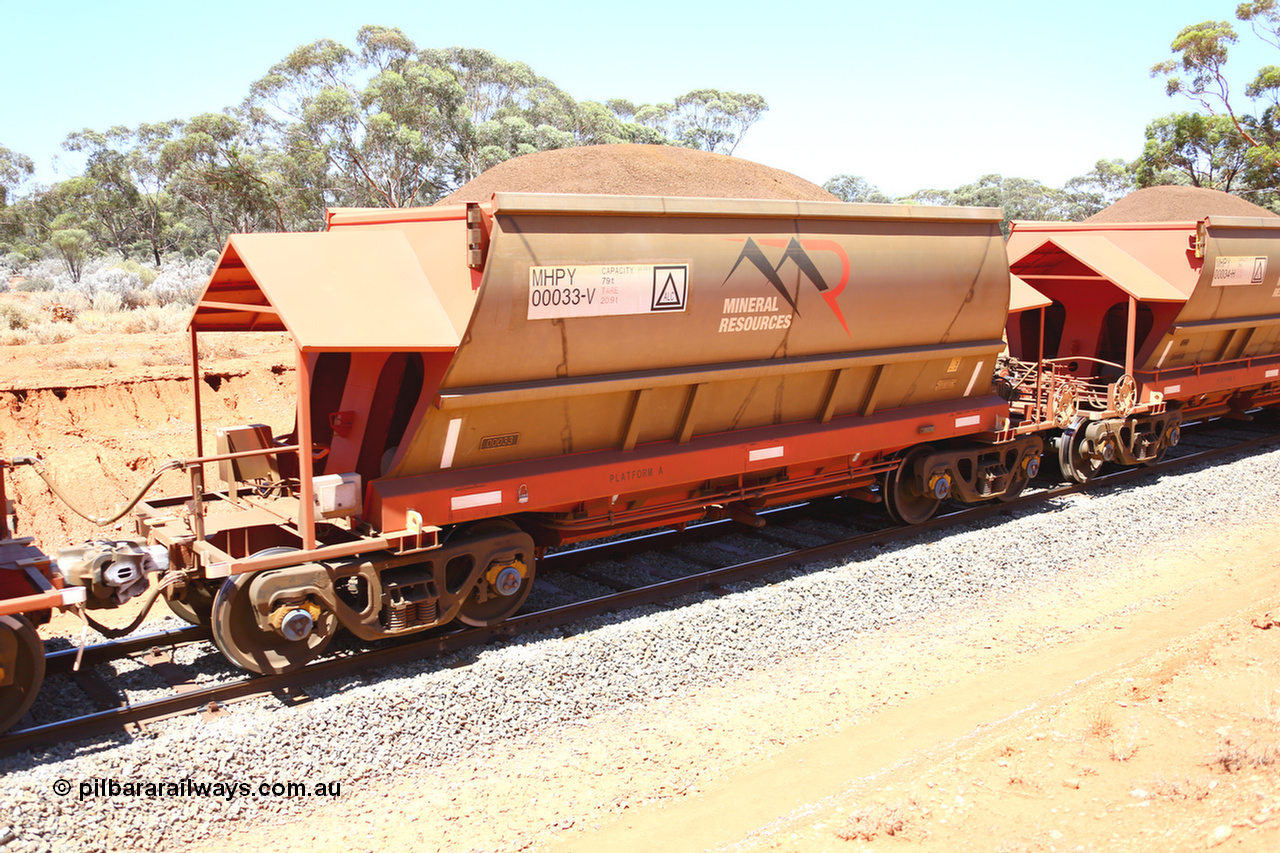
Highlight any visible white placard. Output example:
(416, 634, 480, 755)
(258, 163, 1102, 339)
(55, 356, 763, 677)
(450, 491, 503, 511)
(748, 445, 785, 462)
(1213, 255, 1267, 286)
(528, 264, 688, 319)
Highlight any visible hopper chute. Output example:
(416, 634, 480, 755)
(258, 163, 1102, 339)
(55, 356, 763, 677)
(191, 231, 461, 351)
(1008, 273, 1051, 313)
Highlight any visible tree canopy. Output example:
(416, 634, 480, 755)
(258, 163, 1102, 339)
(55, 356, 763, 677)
(0, 27, 769, 271)
(1149, 1, 1280, 208)
(12, 7, 1280, 281)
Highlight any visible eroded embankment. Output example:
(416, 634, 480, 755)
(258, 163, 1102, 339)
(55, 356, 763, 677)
(0, 365, 294, 552)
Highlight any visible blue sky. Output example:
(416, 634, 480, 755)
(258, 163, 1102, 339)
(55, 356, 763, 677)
(2, 0, 1274, 197)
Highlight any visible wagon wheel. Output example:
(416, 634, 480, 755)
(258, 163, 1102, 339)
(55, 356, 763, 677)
(1042, 434, 1068, 483)
(884, 445, 944, 526)
(1141, 420, 1180, 468)
(1057, 421, 1105, 484)
(165, 579, 217, 627)
(211, 548, 336, 675)
(1140, 444, 1167, 468)
(456, 520, 537, 628)
(998, 451, 1041, 503)
(0, 615, 46, 733)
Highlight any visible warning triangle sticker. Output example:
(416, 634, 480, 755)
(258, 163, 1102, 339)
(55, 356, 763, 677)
(656, 273, 682, 306)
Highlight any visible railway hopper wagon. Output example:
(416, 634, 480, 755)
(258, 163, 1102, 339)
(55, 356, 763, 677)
(23, 192, 1031, 682)
(0, 463, 86, 732)
(6, 193, 1280, 734)
(1003, 216, 1280, 481)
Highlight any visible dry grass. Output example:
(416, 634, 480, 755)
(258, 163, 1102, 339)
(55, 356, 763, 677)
(0, 301, 34, 330)
(54, 354, 116, 370)
(0, 297, 192, 346)
(0, 323, 77, 346)
(1109, 721, 1141, 762)
(1147, 774, 1212, 801)
(1085, 706, 1117, 739)
(141, 349, 187, 367)
(196, 339, 247, 361)
(1251, 678, 1280, 724)
(1210, 740, 1279, 773)
(835, 801, 916, 842)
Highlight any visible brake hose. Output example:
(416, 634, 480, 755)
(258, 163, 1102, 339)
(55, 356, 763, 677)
(80, 571, 184, 639)
(10, 455, 184, 526)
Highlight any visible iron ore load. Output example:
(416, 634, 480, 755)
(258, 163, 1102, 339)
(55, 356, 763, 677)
(3, 182, 1280, 734)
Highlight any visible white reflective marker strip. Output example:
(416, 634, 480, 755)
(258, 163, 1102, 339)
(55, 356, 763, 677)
(748, 445, 785, 462)
(1165, 384, 1182, 394)
(1157, 340, 1173, 368)
(60, 586, 87, 606)
(964, 360, 984, 397)
(955, 414, 982, 428)
(450, 490, 503, 511)
(1268, 369, 1280, 379)
(440, 418, 462, 469)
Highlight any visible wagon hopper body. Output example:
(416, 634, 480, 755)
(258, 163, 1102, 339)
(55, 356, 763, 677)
(1004, 216, 1280, 479)
(115, 193, 1040, 672)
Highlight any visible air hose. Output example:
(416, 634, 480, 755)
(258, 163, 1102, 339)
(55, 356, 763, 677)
(10, 455, 184, 527)
(81, 571, 185, 639)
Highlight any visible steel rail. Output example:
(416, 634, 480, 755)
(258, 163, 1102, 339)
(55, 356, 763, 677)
(44, 626, 211, 674)
(4, 423, 1277, 758)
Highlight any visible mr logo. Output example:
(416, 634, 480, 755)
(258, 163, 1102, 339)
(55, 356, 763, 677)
(722, 238, 851, 334)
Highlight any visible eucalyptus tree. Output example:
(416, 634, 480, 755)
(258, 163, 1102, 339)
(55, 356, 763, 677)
(670, 89, 768, 155)
(245, 30, 711, 203)
(605, 90, 768, 155)
(0, 144, 34, 207)
(1136, 112, 1250, 190)
(48, 228, 92, 282)
(0, 145, 36, 260)
(418, 46, 577, 183)
(161, 112, 309, 247)
(1152, 1, 1280, 198)
(1062, 158, 1137, 218)
(822, 175, 892, 203)
(901, 174, 1076, 234)
(247, 26, 469, 207)
(63, 122, 182, 265)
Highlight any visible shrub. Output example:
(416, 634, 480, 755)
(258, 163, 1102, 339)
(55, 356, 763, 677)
(0, 328, 34, 346)
(108, 259, 159, 287)
(14, 277, 53, 292)
(121, 288, 154, 311)
(151, 258, 211, 307)
(30, 323, 76, 345)
(0, 302, 34, 330)
(119, 304, 189, 334)
(92, 292, 124, 313)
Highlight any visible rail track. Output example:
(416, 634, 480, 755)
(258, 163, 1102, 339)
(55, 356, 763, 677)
(2, 416, 1276, 758)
